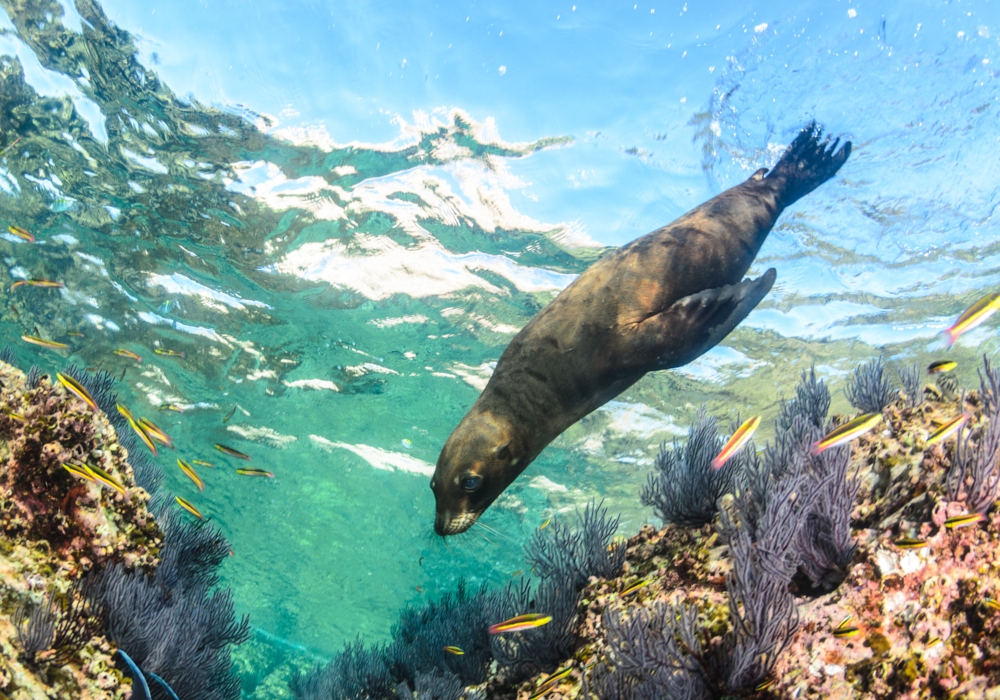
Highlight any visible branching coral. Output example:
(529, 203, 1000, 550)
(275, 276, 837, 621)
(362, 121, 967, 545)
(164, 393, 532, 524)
(777, 365, 831, 432)
(290, 639, 398, 700)
(641, 408, 736, 527)
(13, 581, 106, 667)
(944, 358, 1000, 513)
(899, 362, 923, 408)
(845, 356, 897, 414)
(525, 500, 625, 587)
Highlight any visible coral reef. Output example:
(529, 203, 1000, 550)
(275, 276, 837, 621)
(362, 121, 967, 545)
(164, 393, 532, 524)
(293, 354, 1000, 700)
(0, 357, 248, 700)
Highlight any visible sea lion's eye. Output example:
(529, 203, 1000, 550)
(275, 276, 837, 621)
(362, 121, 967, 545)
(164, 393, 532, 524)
(461, 475, 482, 491)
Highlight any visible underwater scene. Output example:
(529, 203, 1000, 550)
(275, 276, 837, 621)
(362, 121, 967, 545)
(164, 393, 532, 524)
(1, 0, 999, 697)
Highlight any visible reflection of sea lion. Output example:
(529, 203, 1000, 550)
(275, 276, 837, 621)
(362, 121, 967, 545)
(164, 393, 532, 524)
(432, 123, 851, 536)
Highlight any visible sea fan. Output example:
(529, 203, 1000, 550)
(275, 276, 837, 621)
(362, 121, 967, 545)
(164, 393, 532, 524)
(845, 357, 897, 414)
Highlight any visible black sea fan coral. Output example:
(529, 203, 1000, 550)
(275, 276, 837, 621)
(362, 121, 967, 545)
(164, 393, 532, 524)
(845, 356, 897, 414)
(947, 366, 1000, 513)
(389, 581, 494, 687)
(899, 362, 923, 408)
(291, 639, 398, 700)
(777, 365, 831, 432)
(641, 408, 736, 527)
(14, 581, 105, 667)
(525, 500, 625, 587)
(592, 602, 712, 700)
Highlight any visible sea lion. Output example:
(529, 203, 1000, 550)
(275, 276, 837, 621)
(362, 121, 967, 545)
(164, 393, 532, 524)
(432, 122, 851, 536)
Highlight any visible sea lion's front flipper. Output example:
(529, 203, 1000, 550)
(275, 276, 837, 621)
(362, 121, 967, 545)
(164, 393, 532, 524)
(623, 268, 777, 373)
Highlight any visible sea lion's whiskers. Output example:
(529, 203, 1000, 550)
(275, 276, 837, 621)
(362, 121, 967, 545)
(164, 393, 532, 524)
(469, 527, 493, 545)
(473, 520, 512, 542)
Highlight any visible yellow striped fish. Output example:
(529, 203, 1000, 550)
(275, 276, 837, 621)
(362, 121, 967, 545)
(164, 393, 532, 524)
(214, 443, 251, 460)
(178, 459, 205, 492)
(175, 495, 205, 520)
(927, 360, 957, 374)
(63, 462, 96, 483)
(488, 613, 552, 635)
(944, 292, 1000, 347)
(945, 513, 983, 529)
(811, 413, 882, 455)
(138, 417, 174, 448)
(7, 225, 34, 242)
(711, 415, 760, 470)
(56, 373, 97, 411)
(21, 334, 67, 349)
(236, 468, 274, 478)
(925, 413, 970, 446)
(86, 463, 125, 495)
(118, 404, 158, 456)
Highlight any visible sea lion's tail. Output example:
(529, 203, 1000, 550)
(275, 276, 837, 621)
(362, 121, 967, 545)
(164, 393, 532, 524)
(765, 121, 851, 208)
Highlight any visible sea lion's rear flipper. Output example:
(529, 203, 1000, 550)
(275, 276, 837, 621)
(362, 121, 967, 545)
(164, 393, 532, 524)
(766, 121, 851, 209)
(624, 268, 777, 373)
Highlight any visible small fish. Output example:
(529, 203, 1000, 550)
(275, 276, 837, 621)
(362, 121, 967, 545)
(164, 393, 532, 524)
(178, 459, 205, 492)
(56, 372, 97, 411)
(120, 367, 127, 381)
(511, 569, 524, 578)
(10, 279, 64, 291)
(139, 418, 174, 448)
(175, 495, 205, 520)
(943, 292, 1000, 347)
(711, 415, 760, 469)
(236, 468, 274, 478)
(21, 334, 67, 350)
(192, 459, 215, 468)
(488, 613, 553, 635)
(754, 678, 776, 692)
(118, 405, 158, 456)
(222, 404, 237, 423)
(834, 614, 853, 631)
(49, 196, 76, 213)
(539, 518, 551, 530)
(926, 636, 942, 647)
(893, 538, 928, 549)
(87, 463, 125, 495)
(154, 348, 186, 358)
(160, 404, 185, 413)
(67, 331, 85, 338)
(442, 646, 464, 655)
(621, 578, 652, 597)
(63, 462, 96, 482)
(811, 413, 883, 455)
(529, 668, 573, 699)
(401, 438, 413, 449)
(925, 413, 971, 446)
(982, 598, 1000, 612)
(7, 225, 34, 242)
(215, 443, 251, 460)
(4, 409, 26, 421)
(944, 513, 984, 530)
(833, 626, 860, 639)
(114, 349, 143, 362)
(927, 360, 957, 374)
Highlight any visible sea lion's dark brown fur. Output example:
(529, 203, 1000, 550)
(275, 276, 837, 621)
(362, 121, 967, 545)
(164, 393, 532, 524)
(432, 123, 852, 536)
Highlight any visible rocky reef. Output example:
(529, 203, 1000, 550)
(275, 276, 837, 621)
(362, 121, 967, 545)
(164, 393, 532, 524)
(0, 359, 159, 699)
(0, 356, 247, 700)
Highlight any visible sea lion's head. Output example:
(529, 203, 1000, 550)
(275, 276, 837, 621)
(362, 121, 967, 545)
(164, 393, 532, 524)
(431, 408, 521, 536)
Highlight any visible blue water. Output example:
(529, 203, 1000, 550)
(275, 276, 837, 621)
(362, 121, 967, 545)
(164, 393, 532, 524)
(0, 0, 998, 678)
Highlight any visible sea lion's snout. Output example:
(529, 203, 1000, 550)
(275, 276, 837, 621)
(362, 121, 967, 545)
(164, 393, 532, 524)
(431, 409, 520, 537)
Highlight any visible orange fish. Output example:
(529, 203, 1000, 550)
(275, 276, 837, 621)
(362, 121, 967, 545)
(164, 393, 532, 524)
(7, 225, 34, 242)
(488, 613, 552, 635)
(114, 349, 143, 362)
(811, 413, 882, 455)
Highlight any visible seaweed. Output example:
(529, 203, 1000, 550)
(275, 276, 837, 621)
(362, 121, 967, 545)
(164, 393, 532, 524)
(777, 365, 831, 432)
(640, 408, 736, 527)
(845, 357, 897, 414)
(899, 362, 923, 408)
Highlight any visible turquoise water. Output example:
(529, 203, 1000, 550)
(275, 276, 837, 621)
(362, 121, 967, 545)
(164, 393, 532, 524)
(0, 0, 998, 671)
